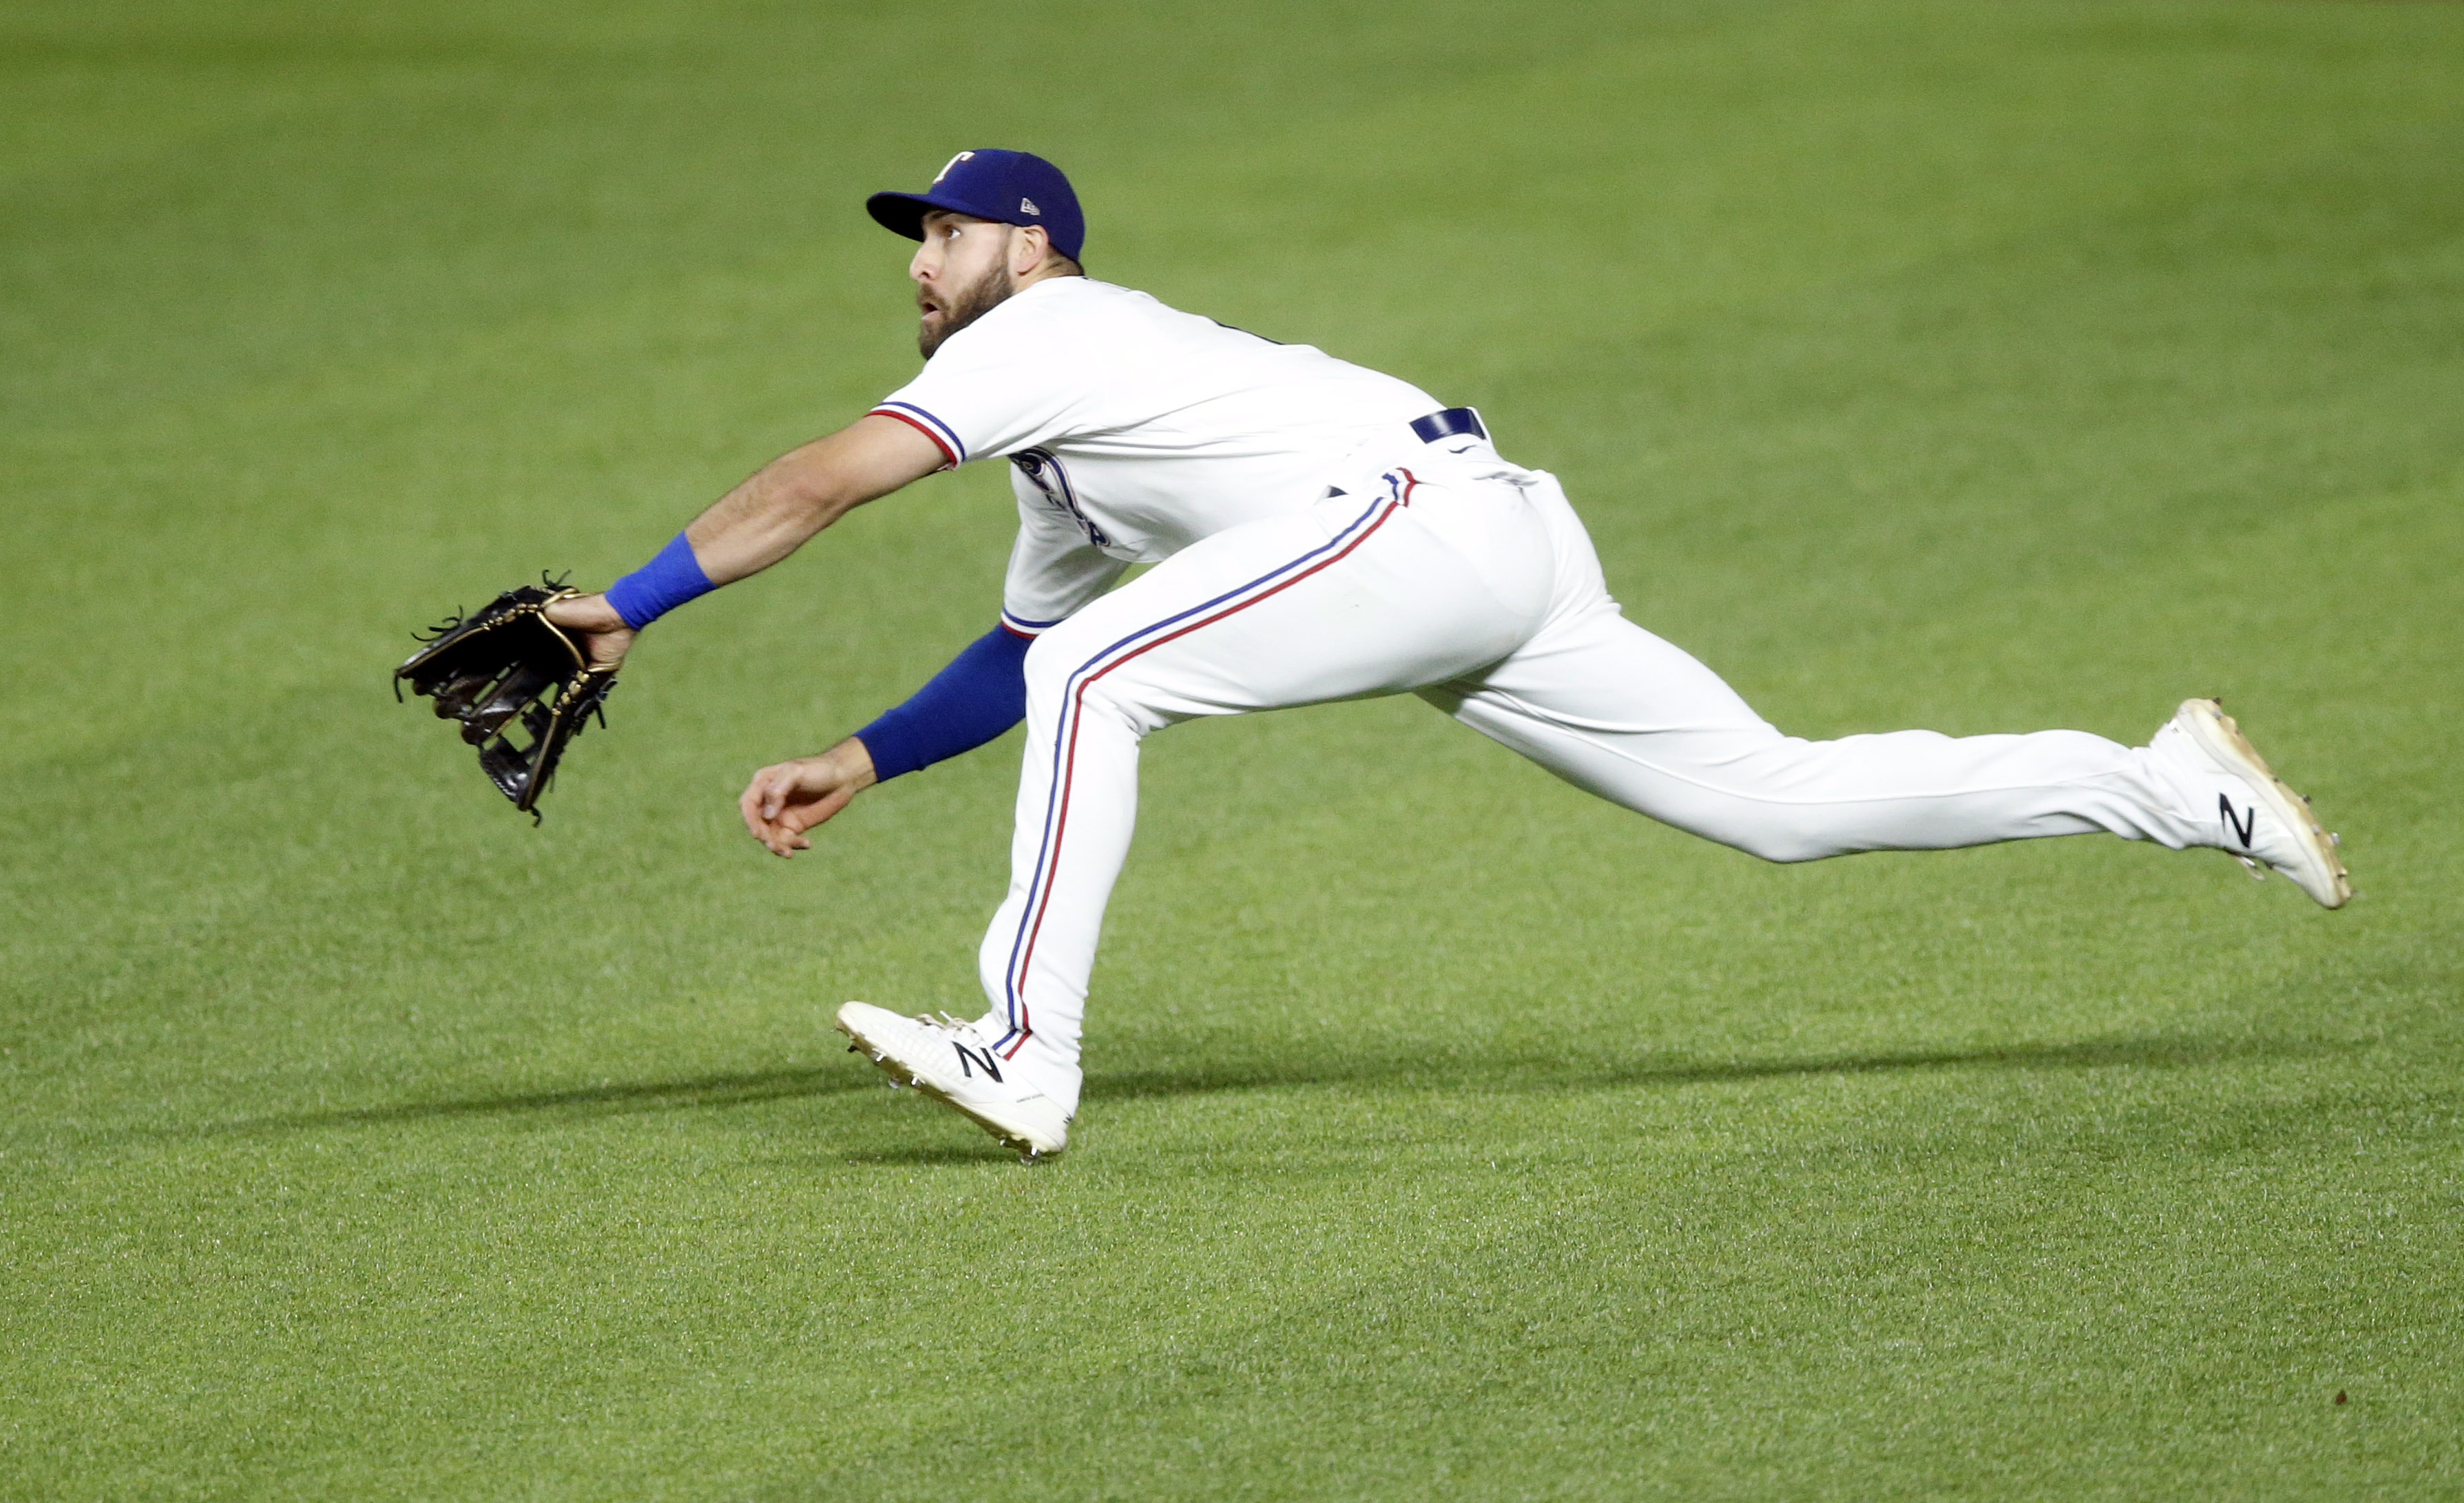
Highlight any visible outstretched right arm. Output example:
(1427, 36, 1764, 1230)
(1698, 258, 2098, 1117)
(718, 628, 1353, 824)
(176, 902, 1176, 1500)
(543, 413, 948, 664)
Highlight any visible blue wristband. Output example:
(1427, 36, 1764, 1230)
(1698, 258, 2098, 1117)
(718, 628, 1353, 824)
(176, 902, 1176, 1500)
(603, 532, 715, 631)
(855, 625, 1033, 781)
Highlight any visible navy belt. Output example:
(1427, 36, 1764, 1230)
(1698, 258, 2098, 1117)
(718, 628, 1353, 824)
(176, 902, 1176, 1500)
(1410, 406, 1487, 445)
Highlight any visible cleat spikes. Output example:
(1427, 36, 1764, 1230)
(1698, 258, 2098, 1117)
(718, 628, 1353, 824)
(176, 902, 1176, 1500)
(833, 1000, 1069, 1157)
(2160, 699, 2351, 909)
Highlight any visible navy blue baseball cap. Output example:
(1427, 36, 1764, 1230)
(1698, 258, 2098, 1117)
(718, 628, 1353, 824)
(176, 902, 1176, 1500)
(866, 149, 1086, 262)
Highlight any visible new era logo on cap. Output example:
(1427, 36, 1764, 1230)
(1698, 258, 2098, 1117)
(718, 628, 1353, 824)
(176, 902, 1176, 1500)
(866, 149, 1086, 262)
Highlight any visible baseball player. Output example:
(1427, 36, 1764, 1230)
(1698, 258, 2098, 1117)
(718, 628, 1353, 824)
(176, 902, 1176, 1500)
(543, 149, 2349, 1159)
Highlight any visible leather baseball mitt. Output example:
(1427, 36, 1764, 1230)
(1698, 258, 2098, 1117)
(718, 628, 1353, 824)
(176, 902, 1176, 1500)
(393, 579, 616, 820)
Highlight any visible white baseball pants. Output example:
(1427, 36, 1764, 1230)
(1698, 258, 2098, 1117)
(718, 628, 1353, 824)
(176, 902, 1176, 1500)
(976, 440, 2223, 1105)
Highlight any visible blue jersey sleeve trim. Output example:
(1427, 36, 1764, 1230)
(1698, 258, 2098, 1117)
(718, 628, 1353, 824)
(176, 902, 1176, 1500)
(999, 609, 1063, 636)
(853, 624, 1031, 781)
(870, 401, 968, 465)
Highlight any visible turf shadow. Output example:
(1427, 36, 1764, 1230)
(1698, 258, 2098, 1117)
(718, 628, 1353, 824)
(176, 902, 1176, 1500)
(822, 1143, 1033, 1168)
(1083, 1030, 2328, 1103)
(170, 1033, 2334, 1144)
(188, 1064, 872, 1138)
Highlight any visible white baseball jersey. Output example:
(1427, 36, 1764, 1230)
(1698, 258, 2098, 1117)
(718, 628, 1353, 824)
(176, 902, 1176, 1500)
(866, 277, 1442, 633)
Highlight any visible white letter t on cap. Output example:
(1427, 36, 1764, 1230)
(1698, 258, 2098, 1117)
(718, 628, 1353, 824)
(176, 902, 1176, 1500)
(934, 151, 975, 184)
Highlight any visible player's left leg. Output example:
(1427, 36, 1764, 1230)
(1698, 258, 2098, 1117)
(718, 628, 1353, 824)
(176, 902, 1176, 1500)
(1418, 470, 2348, 904)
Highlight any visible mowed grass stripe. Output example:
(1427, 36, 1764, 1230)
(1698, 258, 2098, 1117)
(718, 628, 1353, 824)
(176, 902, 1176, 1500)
(3, 0, 2461, 1497)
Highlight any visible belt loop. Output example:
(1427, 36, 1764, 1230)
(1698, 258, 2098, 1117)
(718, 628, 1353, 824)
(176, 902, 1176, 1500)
(1410, 406, 1487, 445)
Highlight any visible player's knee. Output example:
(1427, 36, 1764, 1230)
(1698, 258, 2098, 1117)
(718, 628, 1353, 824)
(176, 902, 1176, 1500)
(1698, 821, 1834, 864)
(1020, 616, 1180, 742)
(1022, 625, 1131, 722)
(1741, 839, 1830, 864)
(1020, 629, 1078, 704)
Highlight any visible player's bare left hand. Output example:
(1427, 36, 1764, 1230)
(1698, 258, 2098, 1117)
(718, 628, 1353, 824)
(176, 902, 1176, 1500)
(741, 738, 878, 856)
(543, 591, 636, 672)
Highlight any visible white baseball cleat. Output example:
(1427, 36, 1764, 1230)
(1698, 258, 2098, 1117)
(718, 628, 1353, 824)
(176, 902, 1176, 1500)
(2151, 697, 2350, 909)
(835, 1001, 1070, 1159)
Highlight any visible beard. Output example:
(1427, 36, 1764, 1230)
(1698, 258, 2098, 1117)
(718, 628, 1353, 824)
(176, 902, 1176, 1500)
(918, 261, 1016, 358)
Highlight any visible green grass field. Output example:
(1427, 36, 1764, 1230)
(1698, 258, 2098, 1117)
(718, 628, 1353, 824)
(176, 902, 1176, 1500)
(6, 1, 2462, 1495)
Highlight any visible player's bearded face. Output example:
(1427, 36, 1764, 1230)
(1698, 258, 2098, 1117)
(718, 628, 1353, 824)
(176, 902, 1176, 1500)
(913, 216, 1018, 358)
(919, 260, 1014, 357)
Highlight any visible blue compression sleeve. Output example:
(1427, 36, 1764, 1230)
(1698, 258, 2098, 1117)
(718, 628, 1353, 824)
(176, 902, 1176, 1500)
(854, 625, 1032, 781)
(603, 532, 716, 631)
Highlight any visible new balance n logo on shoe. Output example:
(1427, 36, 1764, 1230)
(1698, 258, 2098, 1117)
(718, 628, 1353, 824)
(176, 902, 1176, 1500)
(2221, 793, 2258, 850)
(952, 1042, 1003, 1082)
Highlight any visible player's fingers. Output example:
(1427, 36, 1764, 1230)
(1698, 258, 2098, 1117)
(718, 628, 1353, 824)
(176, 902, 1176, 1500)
(745, 766, 803, 839)
(748, 764, 793, 822)
(739, 775, 775, 838)
(762, 764, 803, 820)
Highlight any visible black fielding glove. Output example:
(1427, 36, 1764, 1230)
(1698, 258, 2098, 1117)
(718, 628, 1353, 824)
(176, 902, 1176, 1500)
(393, 579, 617, 821)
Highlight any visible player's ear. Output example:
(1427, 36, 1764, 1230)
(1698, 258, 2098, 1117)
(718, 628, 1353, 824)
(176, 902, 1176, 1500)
(1011, 224, 1049, 277)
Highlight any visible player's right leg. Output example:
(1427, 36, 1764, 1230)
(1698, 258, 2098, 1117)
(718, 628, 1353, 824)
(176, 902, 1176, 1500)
(968, 470, 1555, 1120)
(1421, 472, 2348, 906)
(841, 459, 1559, 1152)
